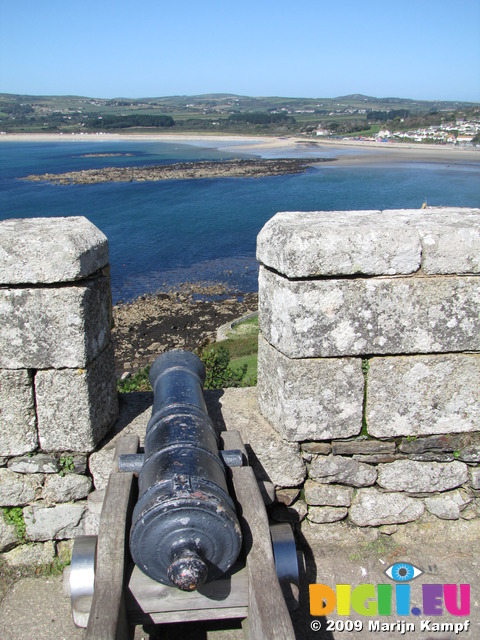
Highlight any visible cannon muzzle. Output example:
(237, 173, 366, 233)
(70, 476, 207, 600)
(128, 350, 242, 591)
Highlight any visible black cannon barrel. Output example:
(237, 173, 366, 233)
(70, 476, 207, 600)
(129, 350, 242, 591)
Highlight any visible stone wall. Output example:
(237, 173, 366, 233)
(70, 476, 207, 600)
(0, 217, 118, 564)
(257, 208, 480, 529)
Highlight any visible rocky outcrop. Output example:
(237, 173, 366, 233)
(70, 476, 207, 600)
(24, 158, 331, 185)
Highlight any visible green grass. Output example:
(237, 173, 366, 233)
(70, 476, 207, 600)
(117, 366, 152, 393)
(216, 315, 258, 356)
(199, 313, 259, 388)
(229, 353, 258, 386)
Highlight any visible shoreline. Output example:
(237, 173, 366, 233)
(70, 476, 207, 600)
(112, 283, 258, 375)
(2, 132, 479, 167)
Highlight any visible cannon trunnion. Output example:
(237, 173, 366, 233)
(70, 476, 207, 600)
(66, 351, 299, 639)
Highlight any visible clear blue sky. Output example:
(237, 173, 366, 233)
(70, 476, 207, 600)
(1, 0, 479, 102)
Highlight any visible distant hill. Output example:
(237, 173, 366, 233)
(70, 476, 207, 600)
(1, 92, 478, 135)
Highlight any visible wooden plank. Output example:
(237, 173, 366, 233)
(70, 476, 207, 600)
(231, 465, 296, 640)
(143, 607, 248, 625)
(220, 430, 248, 458)
(220, 430, 275, 505)
(85, 435, 139, 640)
(126, 561, 248, 617)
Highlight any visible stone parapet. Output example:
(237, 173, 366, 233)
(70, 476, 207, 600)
(0, 275, 111, 369)
(367, 354, 480, 437)
(35, 344, 118, 451)
(259, 267, 480, 358)
(256, 208, 480, 529)
(256, 207, 480, 277)
(0, 216, 109, 285)
(0, 370, 37, 455)
(0, 216, 118, 561)
(257, 336, 363, 441)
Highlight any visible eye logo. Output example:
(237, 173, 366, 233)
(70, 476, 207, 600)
(385, 562, 423, 582)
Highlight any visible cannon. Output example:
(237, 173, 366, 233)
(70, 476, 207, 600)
(126, 350, 243, 591)
(66, 350, 300, 639)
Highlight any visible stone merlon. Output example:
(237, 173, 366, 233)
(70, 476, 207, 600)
(0, 216, 109, 284)
(257, 207, 480, 277)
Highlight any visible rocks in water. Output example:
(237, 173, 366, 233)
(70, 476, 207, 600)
(24, 158, 327, 185)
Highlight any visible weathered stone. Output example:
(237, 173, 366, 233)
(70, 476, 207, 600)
(0, 370, 37, 455)
(257, 336, 363, 441)
(86, 489, 105, 515)
(258, 266, 480, 358)
(56, 539, 74, 564)
(332, 440, 395, 456)
(206, 387, 306, 487)
(0, 469, 43, 506)
(24, 502, 86, 540)
(257, 208, 480, 278)
(391, 208, 480, 275)
(399, 434, 462, 454)
(367, 355, 480, 438)
(407, 453, 455, 462)
(0, 509, 19, 551)
(350, 487, 424, 526)
(42, 474, 92, 503)
(304, 480, 354, 506)
(71, 454, 88, 475)
(35, 344, 118, 452)
(460, 505, 479, 520)
(377, 460, 468, 493)
(88, 447, 116, 491)
(424, 490, 472, 520)
(458, 447, 480, 463)
(0, 275, 111, 369)
(0, 216, 109, 284)
(301, 442, 332, 455)
(308, 506, 348, 523)
(309, 455, 377, 487)
(379, 524, 398, 535)
(275, 488, 300, 506)
(470, 468, 480, 490)
(8, 454, 59, 474)
(256, 210, 421, 277)
(353, 454, 397, 464)
(83, 510, 100, 536)
(3, 541, 56, 567)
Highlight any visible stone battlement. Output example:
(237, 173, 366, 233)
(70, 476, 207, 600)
(0, 217, 118, 563)
(257, 208, 480, 527)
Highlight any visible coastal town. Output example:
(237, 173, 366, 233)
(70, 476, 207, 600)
(317, 115, 480, 146)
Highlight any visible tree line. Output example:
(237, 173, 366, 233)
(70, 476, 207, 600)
(89, 114, 175, 129)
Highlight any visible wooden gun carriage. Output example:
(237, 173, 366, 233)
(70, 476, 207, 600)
(65, 351, 300, 639)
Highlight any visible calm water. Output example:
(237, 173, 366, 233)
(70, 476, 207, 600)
(1, 138, 479, 303)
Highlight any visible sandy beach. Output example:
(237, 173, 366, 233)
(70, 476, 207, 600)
(1, 132, 479, 167)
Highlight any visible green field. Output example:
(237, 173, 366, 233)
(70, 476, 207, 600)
(1, 92, 477, 135)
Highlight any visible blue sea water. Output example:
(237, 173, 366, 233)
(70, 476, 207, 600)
(1, 138, 479, 303)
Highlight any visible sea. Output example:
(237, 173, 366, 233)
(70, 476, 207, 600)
(1, 137, 479, 304)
